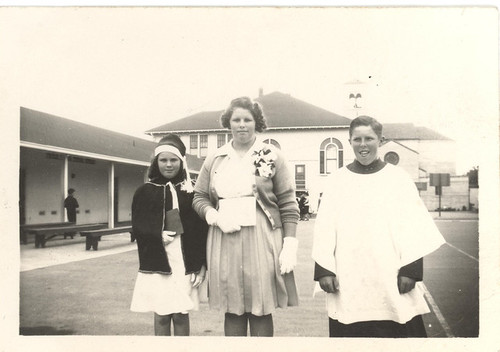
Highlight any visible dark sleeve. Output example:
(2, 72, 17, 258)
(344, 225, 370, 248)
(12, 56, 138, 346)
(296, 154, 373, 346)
(131, 185, 164, 241)
(197, 216, 208, 268)
(179, 191, 209, 272)
(186, 209, 208, 270)
(314, 262, 336, 281)
(398, 258, 423, 281)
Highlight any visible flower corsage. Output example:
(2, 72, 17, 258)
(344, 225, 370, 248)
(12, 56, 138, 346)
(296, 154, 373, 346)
(252, 146, 277, 178)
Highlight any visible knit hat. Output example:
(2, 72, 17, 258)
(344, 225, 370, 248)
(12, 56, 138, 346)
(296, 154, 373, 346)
(154, 134, 193, 192)
(155, 134, 186, 158)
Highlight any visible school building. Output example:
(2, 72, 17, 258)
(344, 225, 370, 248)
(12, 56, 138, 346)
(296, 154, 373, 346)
(145, 91, 476, 212)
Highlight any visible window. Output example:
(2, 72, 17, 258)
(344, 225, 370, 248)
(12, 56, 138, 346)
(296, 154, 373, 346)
(190, 135, 198, 155)
(217, 133, 232, 148)
(325, 144, 338, 173)
(189, 134, 209, 157)
(319, 138, 343, 174)
(68, 156, 96, 164)
(199, 135, 208, 157)
(217, 134, 226, 148)
(263, 138, 281, 149)
(295, 164, 306, 190)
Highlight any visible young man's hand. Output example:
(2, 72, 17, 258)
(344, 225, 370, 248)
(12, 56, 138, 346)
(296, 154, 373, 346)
(319, 275, 339, 293)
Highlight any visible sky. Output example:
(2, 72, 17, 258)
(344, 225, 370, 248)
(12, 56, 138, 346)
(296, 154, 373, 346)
(1, 6, 498, 176)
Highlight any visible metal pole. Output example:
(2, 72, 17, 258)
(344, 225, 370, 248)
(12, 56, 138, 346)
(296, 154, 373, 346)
(439, 192, 442, 217)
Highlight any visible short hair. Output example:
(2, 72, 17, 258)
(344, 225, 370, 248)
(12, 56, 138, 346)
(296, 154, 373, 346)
(68, 188, 75, 194)
(349, 115, 383, 139)
(220, 97, 267, 133)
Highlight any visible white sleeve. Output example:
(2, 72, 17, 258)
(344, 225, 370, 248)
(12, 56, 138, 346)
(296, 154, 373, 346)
(391, 168, 446, 266)
(312, 184, 337, 274)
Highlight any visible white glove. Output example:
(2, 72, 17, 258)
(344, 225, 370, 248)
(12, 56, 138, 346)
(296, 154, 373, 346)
(279, 237, 298, 274)
(205, 208, 219, 226)
(161, 231, 176, 245)
(205, 208, 241, 234)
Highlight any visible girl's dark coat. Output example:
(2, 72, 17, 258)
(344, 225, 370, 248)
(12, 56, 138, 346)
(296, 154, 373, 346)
(132, 182, 208, 275)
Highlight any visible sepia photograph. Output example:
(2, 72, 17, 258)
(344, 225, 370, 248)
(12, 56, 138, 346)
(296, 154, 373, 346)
(0, 2, 498, 352)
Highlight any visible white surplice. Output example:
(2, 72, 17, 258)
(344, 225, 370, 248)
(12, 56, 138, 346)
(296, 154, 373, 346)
(312, 164, 445, 324)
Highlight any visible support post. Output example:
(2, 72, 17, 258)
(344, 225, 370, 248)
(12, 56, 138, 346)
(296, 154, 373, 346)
(63, 155, 69, 222)
(108, 162, 115, 229)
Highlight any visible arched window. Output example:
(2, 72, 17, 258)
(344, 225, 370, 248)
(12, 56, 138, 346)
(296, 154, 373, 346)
(320, 138, 343, 174)
(263, 138, 281, 149)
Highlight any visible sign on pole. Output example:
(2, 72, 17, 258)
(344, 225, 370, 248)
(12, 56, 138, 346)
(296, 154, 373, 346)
(430, 173, 450, 187)
(429, 173, 450, 217)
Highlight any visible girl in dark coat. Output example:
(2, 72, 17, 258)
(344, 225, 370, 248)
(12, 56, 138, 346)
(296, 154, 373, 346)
(130, 134, 208, 336)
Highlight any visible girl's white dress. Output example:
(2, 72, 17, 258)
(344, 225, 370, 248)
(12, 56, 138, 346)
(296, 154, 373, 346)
(130, 234, 199, 315)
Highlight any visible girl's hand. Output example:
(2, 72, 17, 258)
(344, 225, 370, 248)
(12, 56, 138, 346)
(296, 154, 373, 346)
(191, 265, 206, 288)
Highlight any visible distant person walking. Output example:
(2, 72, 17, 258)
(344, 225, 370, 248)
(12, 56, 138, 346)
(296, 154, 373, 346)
(313, 116, 445, 338)
(298, 192, 310, 221)
(130, 134, 208, 336)
(64, 188, 79, 223)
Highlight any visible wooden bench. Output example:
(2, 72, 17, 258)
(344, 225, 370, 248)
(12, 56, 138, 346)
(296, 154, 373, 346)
(28, 223, 107, 248)
(80, 226, 133, 251)
(20, 222, 73, 245)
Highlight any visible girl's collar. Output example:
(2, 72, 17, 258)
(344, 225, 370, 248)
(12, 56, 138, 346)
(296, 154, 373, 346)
(231, 137, 258, 153)
(217, 137, 262, 157)
(148, 178, 181, 187)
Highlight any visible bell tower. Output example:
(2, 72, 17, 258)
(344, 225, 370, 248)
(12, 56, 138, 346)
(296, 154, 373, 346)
(344, 79, 366, 117)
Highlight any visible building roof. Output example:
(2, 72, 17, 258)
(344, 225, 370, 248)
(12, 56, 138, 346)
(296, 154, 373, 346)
(383, 123, 451, 141)
(146, 91, 450, 142)
(146, 91, 352, 135)
(148, 110, 224, 134)
(382, 123, 418, 140)
(415, 126, 452, 141)
(20, 107, 203, 170)
(380, 139, 419, 154)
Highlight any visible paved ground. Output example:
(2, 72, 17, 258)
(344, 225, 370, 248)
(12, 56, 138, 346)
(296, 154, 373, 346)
(20, 233, 137, 271)
(422, 219, 479, 337)
(19, 211, 479, 338)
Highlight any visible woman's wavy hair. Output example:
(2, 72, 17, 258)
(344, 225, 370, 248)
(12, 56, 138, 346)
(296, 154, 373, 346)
(349, 115, 384, 139)
(220, 96, 267, 133)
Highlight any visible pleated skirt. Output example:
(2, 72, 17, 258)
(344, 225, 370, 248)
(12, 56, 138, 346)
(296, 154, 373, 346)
(206, 208, 298, 316)
(130, 234, 199, 315)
